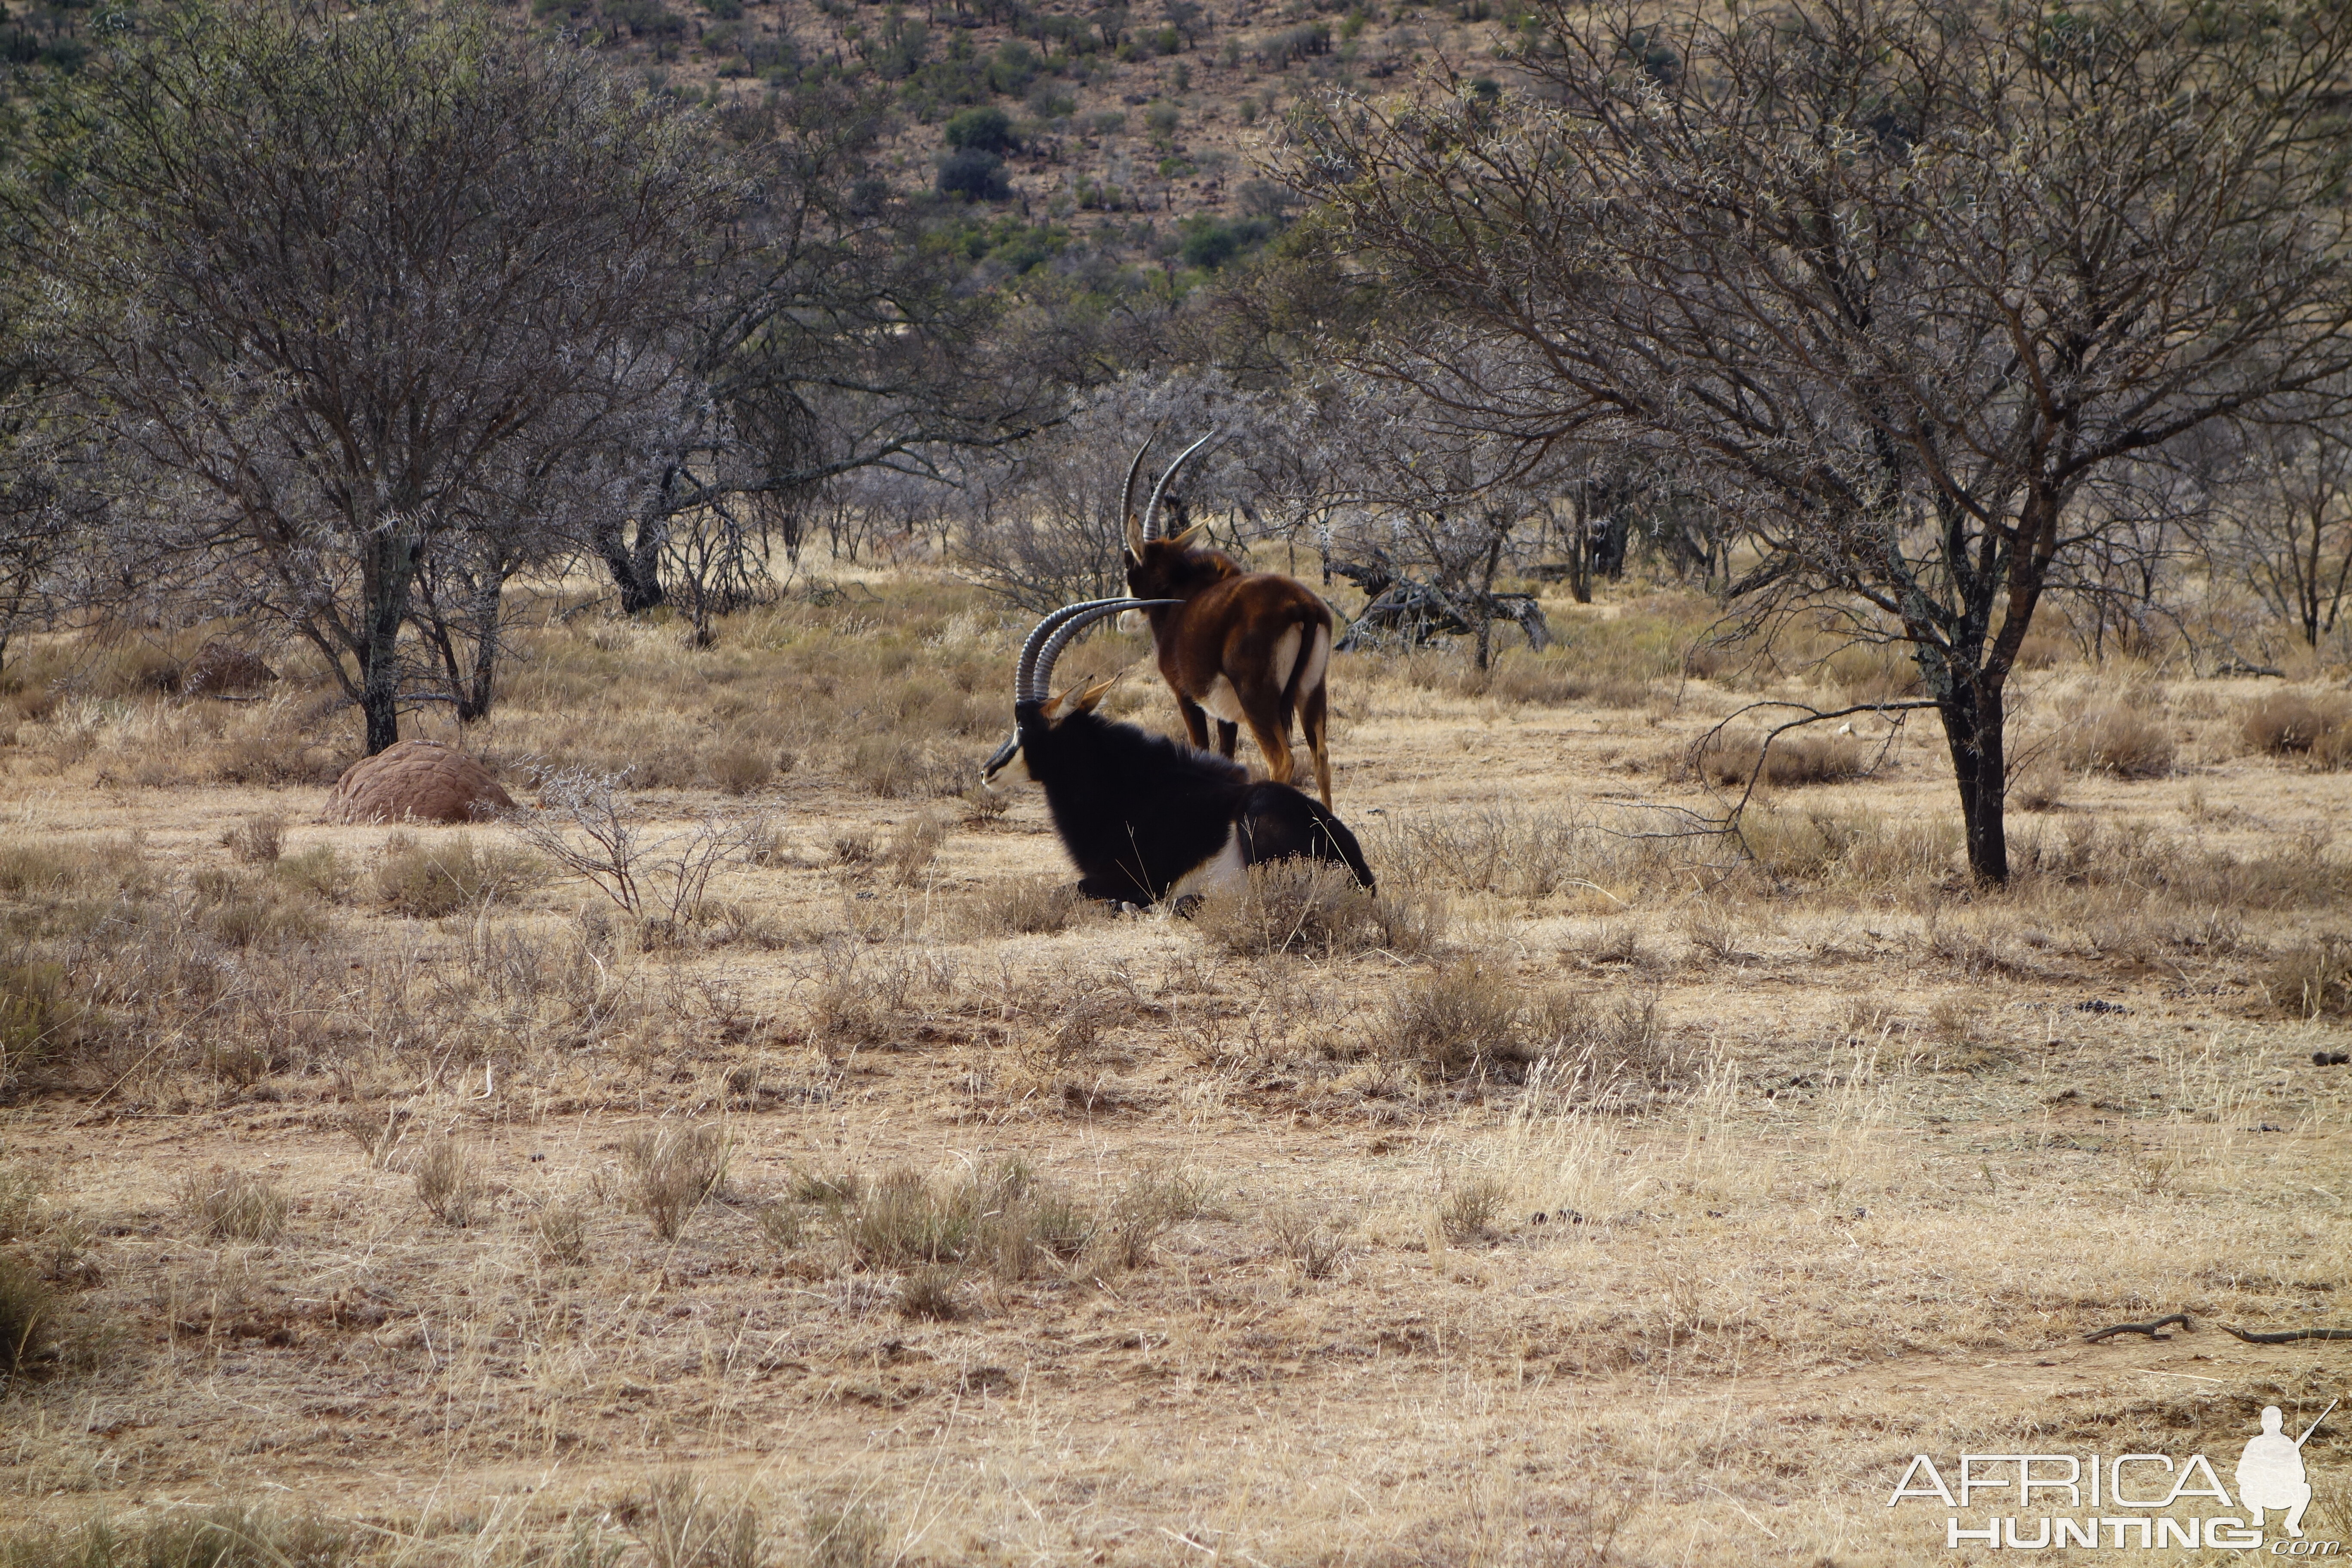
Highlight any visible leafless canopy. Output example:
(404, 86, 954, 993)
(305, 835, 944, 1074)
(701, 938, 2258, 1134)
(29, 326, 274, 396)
(29, 3, 732, 752)
(1286, 0, 2352, 880)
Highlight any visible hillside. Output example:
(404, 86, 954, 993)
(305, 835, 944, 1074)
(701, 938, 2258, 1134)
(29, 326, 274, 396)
(3, 0, 1524, 281)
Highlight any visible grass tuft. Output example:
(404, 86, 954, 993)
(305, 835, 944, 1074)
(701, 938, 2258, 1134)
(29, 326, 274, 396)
(2265, 935, 2352, 1019)
(0, 1251, 55, 1384)
(622, 1124, 731, 1240)
(414, 1137, 484, 1228)
(222, 814, 285, 864)
(376, 832, 545, 918)
(1698, 728, 1869, 788)
(179, 1169, 290, 1243)
(2058, 707, 2175, 778)
(1194, 859, 1442, 958)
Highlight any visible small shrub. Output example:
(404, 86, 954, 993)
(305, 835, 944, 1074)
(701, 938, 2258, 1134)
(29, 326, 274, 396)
(340, 1106, 409, 1167)
(895, 1264, 962, 1321)
(755, 1203, 804, 1250)
(0, 1509, 363, 1568)
(180, 1169, 290, 1242)
(937, 147, 1011, 201)
(1386, 962, 1527, 1080)
(223, 814, 285, 864)
(707, 744, 777, 796)
(837, 1160, 1087, 1283)
(804, 1506, 885, 1568)
(414, 1138, 484, 1227)
(1085, 1165, 1212, 1272)
(191, 867, 327, 948)
(1525, 986, 1682, 1094)
(2009, 754, 2069, 813)
(0, 1165, 40, 1242)
(788, 1169, 862, 1205)
(849, 736, 957, 799)
(270, 845, 350, 900)
(630, 1473, 763, 1568)
(1267, 1207, 1348, 1279)
(1, 962, 81, 1089)
(377, 833, 545, 917)
(1439, 1175, 1508, 1243)
(2266, 936, 2352, 1019)
(2059, 707, 2175, 778)
(2243, 692, 2352, 758)
(622, 1124, 731, 1240)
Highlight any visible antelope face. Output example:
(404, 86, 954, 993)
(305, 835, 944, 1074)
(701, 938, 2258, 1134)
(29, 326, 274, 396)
(980, 729, 1034, 793)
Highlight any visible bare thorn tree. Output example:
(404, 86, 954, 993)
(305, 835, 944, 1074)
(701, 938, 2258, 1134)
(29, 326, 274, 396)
(28, 2, 730, 751)
(1288, 0, 2352, 882)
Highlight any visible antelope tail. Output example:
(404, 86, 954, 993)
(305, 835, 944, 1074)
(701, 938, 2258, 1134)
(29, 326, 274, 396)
(1280, 610, 1331, 725)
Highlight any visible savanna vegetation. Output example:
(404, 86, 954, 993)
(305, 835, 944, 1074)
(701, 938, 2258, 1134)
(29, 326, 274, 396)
(2, 0, 2351, 1562)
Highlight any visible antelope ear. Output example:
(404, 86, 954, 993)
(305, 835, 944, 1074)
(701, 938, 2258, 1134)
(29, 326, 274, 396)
(1038, 690, 1069, 721)
(1168, 522, 1207, 551)
(1067, 673, 1120, 713)
(1126, 514, 1147, 557)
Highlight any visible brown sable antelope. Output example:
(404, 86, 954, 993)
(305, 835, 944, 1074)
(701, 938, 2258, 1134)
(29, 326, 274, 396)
(1122, 432, 1338, 808)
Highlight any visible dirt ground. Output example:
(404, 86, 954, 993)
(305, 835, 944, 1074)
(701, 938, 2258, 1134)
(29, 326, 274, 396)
(3, 576, 2351, 1565)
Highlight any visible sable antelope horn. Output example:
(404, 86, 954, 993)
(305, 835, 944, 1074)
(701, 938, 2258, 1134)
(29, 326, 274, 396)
(1140, 432, 1217, 543)
(1122, 436, 1156, 555)
(1015, 598, 1181, 704)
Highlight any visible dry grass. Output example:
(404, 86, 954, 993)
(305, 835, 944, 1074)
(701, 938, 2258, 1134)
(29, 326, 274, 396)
(1697, 726, 1870, 788)
(2242, 689, 2352, 765)
(0, 1250, 55, 1384)
(2264, 935, 2352, 1019)
(532, 1200, 591, 1265)
(222, 814, 285, 864)
(621, 1124, 731, 1240)
(10, 570, 2352, 1558)
(178, 1169, 289, 1243)
(413, 1137, 484, 1227)
(2058, 704, 2177, 778)
(1193, 858, 1442, 958)
(885, 812, 948, 887)
(375, 832, 544, 918)
(1385, 962, 1534, 1082)
(964, 876, 1093, 936)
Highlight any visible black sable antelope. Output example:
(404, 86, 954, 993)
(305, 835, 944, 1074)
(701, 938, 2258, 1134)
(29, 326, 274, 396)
(982, 597, 1375, 906)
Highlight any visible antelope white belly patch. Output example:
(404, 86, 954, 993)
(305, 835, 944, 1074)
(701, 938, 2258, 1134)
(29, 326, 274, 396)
(1167, 824, 1246, 901)
(1200, 674, 1246, 723)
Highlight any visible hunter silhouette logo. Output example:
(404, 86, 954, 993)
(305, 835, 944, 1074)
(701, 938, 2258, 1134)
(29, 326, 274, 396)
(2239, 1400, 2335, 1539)
(1888, 1397, 2340, 1550)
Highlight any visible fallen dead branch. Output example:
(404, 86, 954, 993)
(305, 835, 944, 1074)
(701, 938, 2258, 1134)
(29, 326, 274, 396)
(2085, 1313, 2192, 1342)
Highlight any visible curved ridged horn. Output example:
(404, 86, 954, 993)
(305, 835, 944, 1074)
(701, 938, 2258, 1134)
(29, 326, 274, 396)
(1016, 598, 1182, 704)
(1121, 437, 1156, 551)
(1139, 432, 1218, 542)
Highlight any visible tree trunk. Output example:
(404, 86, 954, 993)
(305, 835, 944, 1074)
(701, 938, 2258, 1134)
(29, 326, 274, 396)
(357, 524, 421, 755)
(1473, 532, 1504, 671)
(596, 517, 668, 613)
(1938, 677, 2009, 885)
(457, 575, 505, 723)
(1567, 490, 1592, 604)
